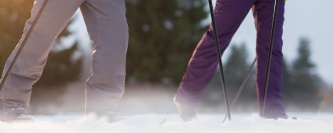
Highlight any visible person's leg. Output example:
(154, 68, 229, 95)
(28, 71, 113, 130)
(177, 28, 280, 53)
(80, 0, 128, 115)
(0, 0, 84, 121)
(0, 99, 2, 120)
(175, 0, 255, 116)
(253, 0, 286, 118)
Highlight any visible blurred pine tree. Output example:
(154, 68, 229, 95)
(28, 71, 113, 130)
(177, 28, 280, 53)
(284, 37, 321, 110)
(0, 0, 33, 70)
(125, 0, 208, 84)
(203, 44, 256, 109)
(223, 44, 256, 106)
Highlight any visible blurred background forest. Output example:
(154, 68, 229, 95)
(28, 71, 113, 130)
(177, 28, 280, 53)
(1, 0, 332, 115)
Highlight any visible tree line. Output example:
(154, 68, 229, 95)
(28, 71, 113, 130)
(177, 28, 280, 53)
(203, 38, 322, 111)
(0, 0, 322, 112)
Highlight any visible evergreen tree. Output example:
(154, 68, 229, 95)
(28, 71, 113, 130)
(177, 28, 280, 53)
(282, 59, 292, 100)
(0, 0, 33, 71)
(203, 44, 256, 108)
(125, 0, 208, 84)
(287, 37, 321, 110)
(224, 44, 256, 104)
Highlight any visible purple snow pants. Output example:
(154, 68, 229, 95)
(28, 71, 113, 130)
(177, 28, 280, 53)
(175, 0, 286, 118)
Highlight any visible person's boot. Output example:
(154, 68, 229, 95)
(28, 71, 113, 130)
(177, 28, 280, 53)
(173, 96, 197, 122)
(261, 112, 297, 120)
(271, 114, 297, 120)
(96, 111, 122, 123)
(3, 107, 35, 122)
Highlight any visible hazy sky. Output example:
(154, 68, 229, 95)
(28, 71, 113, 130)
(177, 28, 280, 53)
(71, 0, 333, 86)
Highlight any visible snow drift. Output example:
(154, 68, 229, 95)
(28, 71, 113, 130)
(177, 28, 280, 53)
(0, 113, 332, 133)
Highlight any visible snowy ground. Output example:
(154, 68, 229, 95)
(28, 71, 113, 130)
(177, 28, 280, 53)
(0, 113, 332, 133)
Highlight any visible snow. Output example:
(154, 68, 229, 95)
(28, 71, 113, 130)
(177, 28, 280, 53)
(1, 113, 332, 133)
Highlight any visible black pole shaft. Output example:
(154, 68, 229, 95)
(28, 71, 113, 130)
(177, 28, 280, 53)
(0, 0, 49, 91)
(262, 0, 280, 116)
(223, 57, 256, 122)
(208, 0, 231, 121)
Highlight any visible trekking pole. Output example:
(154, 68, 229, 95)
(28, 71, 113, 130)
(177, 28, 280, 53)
(208, 0, 231, 121)
(0, 0, 49, 91)
(261, 0, 280, 116)
(223, 57, 256, 122)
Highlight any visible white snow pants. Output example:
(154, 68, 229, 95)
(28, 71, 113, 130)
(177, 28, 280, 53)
(0, 0, 128, 114)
